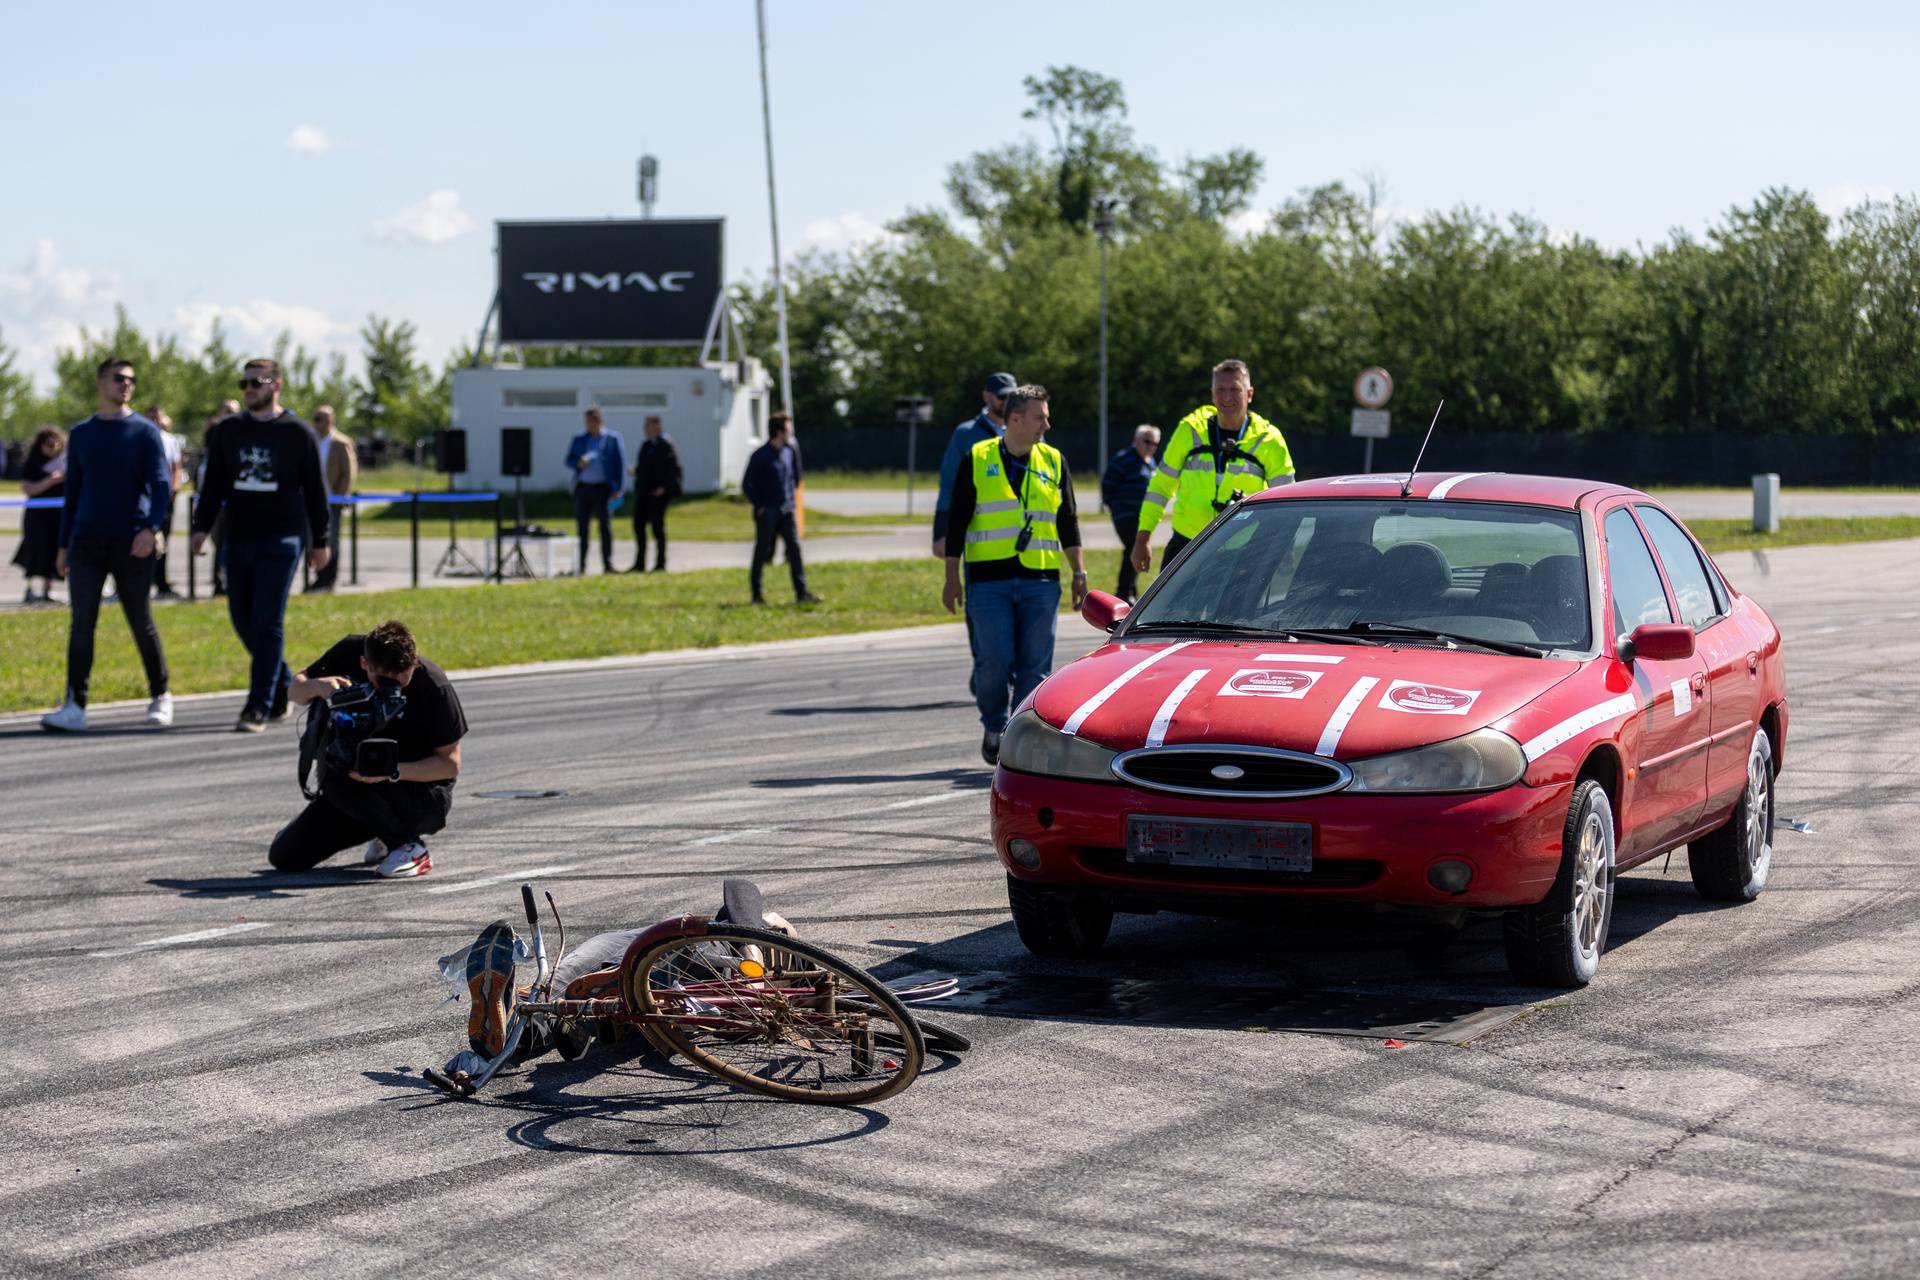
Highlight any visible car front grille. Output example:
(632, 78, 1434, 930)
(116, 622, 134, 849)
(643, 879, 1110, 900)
(1112, 746, 1350, 799)
(1076, 848, 1383, 888)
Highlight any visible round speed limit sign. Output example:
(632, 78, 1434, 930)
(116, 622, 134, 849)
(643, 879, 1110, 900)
(1354, 367, 1393, 409)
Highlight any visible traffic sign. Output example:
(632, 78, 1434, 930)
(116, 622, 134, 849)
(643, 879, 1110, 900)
(1354, 367, 1393, 409)
(894, 395, 934, 424)
(1350, 409, 1390, 439)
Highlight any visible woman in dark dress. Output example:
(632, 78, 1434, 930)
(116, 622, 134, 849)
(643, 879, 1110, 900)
(13, 426, 66, 603)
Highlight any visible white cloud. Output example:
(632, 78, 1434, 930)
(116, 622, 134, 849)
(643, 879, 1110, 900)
(372, 190, 476, 245)
(801, 211, 899, 254)
(0, 238, 121, 388)
(171, 300, 355, 361)
(286, 124, 333, 155)
(1819, 184, 1895, 218)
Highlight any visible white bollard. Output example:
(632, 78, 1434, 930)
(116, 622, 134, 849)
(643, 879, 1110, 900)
(1752, 473, 1780, 533)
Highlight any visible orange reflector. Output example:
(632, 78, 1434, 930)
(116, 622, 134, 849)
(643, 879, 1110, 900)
(738, 959, 766, 979)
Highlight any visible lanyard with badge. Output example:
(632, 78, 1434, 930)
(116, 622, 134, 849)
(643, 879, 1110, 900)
(1003, 444, 1051, 553)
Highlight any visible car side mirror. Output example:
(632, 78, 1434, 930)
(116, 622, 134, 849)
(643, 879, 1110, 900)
(1081, 589, 1131, 633)
(1619, 622, 1695, 663)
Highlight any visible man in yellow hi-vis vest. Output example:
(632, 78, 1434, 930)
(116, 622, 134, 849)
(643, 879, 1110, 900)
(1130, 358, 1295, 576)
(942, 384, 1088, 765)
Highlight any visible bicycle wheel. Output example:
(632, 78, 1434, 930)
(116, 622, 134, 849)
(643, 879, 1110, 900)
(626, 924, 925, 1105)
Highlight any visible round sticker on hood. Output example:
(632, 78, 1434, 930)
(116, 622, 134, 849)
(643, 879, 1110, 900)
(1221, 668, 1322, 699)
(1378, 679, 1481, 715)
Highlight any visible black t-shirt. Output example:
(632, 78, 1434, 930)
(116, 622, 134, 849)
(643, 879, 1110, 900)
(191, 411, 330, 546)
(305, 634, 468, 764)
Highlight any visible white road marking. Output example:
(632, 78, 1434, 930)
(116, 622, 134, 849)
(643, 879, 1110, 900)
(90, 922, 273, 959)
(692, 827, 775, 845)
(1252, 653, 1345, 663)
(875, 792, 981, 811)
(424, 864, 579, 895)
(1520, 694, 1639, 762)
(1428, 472, 1492, 499)
(1805, 625, 1842, 635)
(1315, 677, 1379, 757)
(1062, 641, 1196, 735)
(1146, 668, 1211, 748)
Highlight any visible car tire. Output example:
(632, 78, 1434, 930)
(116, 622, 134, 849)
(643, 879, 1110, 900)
(1006, 874, 1113, 958)
(1502, 779, 1615, 988)
(1687, 729, 1775, 903)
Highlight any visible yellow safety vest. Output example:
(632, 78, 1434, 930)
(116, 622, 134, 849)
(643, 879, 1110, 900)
(961, 437, 1065, 571)
(1138, 407, 1296, 539)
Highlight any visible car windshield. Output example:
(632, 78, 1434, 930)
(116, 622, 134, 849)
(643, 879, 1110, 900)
(1127, 499, 1592, 654)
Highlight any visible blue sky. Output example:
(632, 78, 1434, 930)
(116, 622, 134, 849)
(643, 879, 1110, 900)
(2, 0, 1914, 387)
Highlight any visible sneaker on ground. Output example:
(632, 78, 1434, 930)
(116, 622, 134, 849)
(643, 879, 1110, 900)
(361, 837, 388, 866)
(234, 707, 268, 733)
(41, 699, 86, 733)
(146, 693, 173, 727)
(376, 842, 432, 879)
(465, 919, 518, 1056)
(797, 593, 825, 606)
(981, 730, 1003, 766)
(268, 687, 290, 722)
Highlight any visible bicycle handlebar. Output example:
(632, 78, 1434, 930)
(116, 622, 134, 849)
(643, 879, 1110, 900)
(521, 883, 538, 927)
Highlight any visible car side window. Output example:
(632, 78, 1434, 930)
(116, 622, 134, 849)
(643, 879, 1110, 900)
(1635, 506, 1721, 630)
(1604, 508, 1673, 637)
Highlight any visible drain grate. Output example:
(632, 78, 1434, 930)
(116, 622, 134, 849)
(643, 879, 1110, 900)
(474, 789, 567, 800)
(903, 970, 1535, 1045)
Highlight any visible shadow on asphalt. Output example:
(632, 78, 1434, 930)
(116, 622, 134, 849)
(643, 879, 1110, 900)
(150, 869, 375, 899)
(768, 700, 972, 717)
(0, 725, 232, 740)
(751, 766, 989, 791)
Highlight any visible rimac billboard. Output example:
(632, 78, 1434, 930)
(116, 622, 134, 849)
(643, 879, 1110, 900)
(496, 218, 724, 346)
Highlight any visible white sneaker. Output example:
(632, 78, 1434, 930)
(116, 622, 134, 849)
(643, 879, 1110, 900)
(41, 698, 86, 733)
(146, 693, 174, 727)
(362, 838, 388, 866)
(376, 842, 432, 879)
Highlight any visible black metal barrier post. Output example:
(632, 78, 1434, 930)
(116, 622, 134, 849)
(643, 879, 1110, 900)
(493, 495, 504, 583)
(350, 500, 359, 586)
(186, 496, 197, 602)
(410, 493, 421, 589)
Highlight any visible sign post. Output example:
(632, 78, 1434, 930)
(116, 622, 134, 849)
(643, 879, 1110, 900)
(896, 395, 934, 517)
(1351, 366, 1393, 472)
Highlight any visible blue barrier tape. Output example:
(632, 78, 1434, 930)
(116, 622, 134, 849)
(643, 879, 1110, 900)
(0, 498, 64, 509)
(332, 491, 499, 505)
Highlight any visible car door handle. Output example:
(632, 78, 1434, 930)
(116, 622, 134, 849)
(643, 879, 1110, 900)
(1747, 651, 1760, 674)
(1690, 674, 1706, 693)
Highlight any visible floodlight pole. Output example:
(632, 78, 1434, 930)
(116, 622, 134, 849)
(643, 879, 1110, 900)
(1094, 197, 1117, 509)
(755, 0, 795, 422)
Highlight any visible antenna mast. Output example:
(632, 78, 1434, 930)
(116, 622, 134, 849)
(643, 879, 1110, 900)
(1400, 400, 1445, 499)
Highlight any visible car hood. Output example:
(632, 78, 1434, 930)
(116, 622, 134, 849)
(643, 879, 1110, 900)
(1031, 638, 1582, 759)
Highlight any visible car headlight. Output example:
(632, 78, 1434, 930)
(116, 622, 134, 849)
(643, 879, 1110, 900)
(1344, 728, 1526, 793)
(998, 709, 1118, 782)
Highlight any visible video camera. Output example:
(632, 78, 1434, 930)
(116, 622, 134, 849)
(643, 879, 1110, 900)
(299, 679, 407, 797)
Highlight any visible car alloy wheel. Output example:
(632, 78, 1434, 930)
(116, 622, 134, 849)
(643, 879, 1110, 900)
(1689, 730, 1775, 902)
(1503, 779, 1614, 987)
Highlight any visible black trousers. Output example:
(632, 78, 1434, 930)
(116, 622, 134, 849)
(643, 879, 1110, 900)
(750, 507, 807, 600)
(268, 778, 454, 870)
(1111, 513, 1140, 600)
(631, 495, 668, 569)
(65, 537, 168, 706)
(154, 490, 178, 592)
(572, 482, 615, 573)
(1165, 532, 1192, 565)
(311, 505, 345, 590)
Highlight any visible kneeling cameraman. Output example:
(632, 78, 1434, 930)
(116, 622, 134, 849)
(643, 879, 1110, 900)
(269, 620, 467, 879)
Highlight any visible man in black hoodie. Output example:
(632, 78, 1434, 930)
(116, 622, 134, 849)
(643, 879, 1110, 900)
(191, 358, 331, 732)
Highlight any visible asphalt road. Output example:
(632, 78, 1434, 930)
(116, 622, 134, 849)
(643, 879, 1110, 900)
(0, 540, 1915, 1278)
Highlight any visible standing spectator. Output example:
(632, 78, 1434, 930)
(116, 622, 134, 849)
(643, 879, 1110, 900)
(12, 426, 66, 604)
(310, 404, 356, 592)
(1100, 423, 1161, 602)
(932, 371, 1016, 558)
(564, 406, 624, 575)
(190, 358, 331, 733)
(941, 384, 1087, 764)
(39, 358, 173, 733)
(627, 414, 681, 572)
(147, 406, 187, 598)
(743, 412, 822, 606)
(196, 399, 241, 597)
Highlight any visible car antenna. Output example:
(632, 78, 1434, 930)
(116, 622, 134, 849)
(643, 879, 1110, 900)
(1400, 399, 1445, 499)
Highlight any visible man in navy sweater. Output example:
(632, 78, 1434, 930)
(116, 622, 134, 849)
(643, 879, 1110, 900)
(742, 413, 822, 606)
(41, 357, 173, 733)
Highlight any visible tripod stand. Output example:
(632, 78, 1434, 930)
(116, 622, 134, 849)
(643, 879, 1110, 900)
(499, 475, 536, 579)
(432, 472, 487, 578)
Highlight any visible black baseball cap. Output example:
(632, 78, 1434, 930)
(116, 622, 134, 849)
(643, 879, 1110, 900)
(983, 372, 1017, 396)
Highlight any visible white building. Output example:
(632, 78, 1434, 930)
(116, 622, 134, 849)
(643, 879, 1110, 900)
(449, 360, 771, 494)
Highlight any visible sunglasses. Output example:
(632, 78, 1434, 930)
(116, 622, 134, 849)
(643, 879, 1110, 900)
(238, 376, 276, 390)
(108, 373, 137, 385)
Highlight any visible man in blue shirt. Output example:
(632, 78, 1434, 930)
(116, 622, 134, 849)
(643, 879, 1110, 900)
(41, 356, 173, 733)
(563, 406, 625, 575)
(742, 412, 821, 606)
(1100, 423, 1162, 602)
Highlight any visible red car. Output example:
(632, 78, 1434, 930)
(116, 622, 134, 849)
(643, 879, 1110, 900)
(992, 472, 1787, 986)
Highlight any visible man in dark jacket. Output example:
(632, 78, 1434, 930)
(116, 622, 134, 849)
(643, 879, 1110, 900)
(741, 413, 821, 606)
(1100, 423, 1161, 601)
(627, 415, 682, 572)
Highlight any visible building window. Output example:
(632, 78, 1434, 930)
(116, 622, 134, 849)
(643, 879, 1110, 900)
(502, 388, 578, 408)
(594, 391, 670, 408)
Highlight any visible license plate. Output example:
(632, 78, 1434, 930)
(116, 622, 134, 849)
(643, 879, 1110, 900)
(1125, 816, 1314, 873)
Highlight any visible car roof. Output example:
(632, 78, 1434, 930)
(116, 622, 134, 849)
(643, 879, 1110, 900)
(1261, 472, 1644, 510)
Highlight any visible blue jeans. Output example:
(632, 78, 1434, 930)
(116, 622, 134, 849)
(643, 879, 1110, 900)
(226, 535, 303, 713)
(965, 576, 1060, 733)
